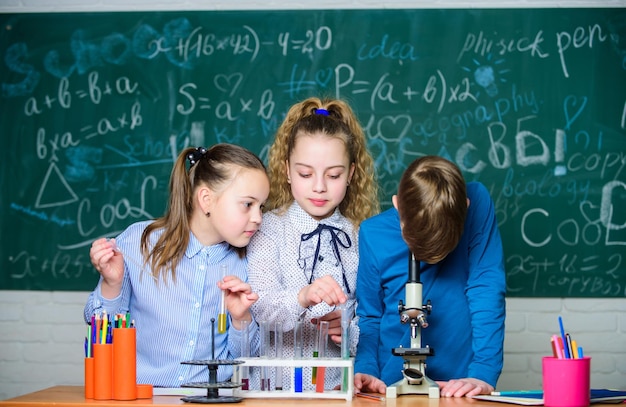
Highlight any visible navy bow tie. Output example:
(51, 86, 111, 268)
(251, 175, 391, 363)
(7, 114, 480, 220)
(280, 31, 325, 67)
(299, 223, 352, 294)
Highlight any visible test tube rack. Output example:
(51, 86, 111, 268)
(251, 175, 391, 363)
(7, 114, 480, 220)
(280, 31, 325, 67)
(232, 357, 354, 400)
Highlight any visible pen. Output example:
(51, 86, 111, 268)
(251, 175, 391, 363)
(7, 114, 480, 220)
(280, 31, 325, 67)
(101, 311, 108, 344)
(558, 316, 570, 359)
(90, 315, 96, 345)
(571, 339, 579, 359)
(355, 392, 386, 401)
(87, 324, 92, 357)
(565, 333, 574, 358)
(550, 335, 560, 358)
(106, 322, 112, 344)
(491, 391, 543, 396)
(556, 336, 565, 359)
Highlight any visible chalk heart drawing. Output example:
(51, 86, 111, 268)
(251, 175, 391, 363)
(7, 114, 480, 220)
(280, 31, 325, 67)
(315, 68, 333, 88)
(579, 200, 599, 224)
(563, 95, 587, 130)
(375, 115, 411, 143)
(214, 73, 243, 97)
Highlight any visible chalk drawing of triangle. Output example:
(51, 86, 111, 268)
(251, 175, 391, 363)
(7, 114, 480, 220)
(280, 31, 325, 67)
(35, 162, 79, 209)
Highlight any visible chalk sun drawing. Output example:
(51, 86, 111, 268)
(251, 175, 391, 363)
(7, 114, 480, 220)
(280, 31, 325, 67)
(462, 54, 510, 98)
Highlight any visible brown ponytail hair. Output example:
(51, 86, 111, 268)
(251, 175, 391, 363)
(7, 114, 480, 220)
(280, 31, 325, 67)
(140, 143, 266, 282)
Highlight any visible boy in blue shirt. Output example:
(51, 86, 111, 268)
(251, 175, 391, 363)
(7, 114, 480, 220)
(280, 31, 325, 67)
(354, 155, 506, 398)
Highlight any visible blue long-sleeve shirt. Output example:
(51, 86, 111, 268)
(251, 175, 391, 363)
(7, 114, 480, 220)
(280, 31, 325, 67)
(84, 221, 260, 387)
(354, 182, 506, 388)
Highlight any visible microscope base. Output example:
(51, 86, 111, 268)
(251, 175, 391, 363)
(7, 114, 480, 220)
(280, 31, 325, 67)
(385, 349, 439, 399)
(386, 376, 440, 399)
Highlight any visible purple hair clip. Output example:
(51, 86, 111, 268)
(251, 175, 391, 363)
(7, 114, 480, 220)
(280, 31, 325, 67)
(314, 108, 330, 116)
(187, 147, 207, 167)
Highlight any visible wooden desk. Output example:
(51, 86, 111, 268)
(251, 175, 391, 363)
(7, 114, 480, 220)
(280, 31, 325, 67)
(0, 385, 504, 407)
(3, 386, 623, 407)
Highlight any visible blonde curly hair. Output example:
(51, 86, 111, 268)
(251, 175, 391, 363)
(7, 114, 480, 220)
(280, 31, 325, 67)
(266, 97, 379, 226)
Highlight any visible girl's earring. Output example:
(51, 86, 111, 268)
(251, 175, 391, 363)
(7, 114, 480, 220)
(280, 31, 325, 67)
(206, 212, 211, 217)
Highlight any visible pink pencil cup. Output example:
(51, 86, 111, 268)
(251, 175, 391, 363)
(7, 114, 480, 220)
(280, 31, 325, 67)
(542, 356, 591, 407)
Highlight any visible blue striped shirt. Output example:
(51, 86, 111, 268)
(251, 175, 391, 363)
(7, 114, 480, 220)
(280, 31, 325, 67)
(84, 220, 259, 387)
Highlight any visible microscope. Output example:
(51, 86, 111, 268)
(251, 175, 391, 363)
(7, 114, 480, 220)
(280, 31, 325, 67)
(385, 252, 439, 399)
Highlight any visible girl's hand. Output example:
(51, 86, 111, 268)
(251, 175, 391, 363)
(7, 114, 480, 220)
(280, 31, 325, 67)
(298, 275, 347, 308)
(219, 275, 258, 327)
(90, 238, 124, 298)
(311, 309, 343, 344)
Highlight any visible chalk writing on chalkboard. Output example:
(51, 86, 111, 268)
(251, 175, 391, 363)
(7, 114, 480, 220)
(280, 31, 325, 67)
(1, 9, 625, 296)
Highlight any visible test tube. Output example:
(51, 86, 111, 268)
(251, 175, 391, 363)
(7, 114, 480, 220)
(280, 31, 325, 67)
(312, 320, 319, 384)
(274, 322, 283, 390)
(259, 321, 271, 391)
(107, 238, 144, 271)
(240, 319, 250, 390)
(294, 318, 303, 393)
(218, 265, 227, 334)
(339, 303, 351, 391)
(340, 304, 351, 359)
(210, 318, 216, 360)
(315, 320, 329, 393)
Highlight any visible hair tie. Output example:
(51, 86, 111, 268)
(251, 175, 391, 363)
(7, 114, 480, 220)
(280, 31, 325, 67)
(187, 147, 207, 167)
(314, 108, 330, 116)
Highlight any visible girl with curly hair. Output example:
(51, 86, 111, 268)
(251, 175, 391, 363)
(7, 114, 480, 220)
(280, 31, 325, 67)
(246, 97, 379, 391)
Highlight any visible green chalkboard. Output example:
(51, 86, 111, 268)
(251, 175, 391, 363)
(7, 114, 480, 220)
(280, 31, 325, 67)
(1, 9, 625, 296)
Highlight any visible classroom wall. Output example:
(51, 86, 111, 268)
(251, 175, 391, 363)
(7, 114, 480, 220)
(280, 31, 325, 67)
(1, 0, 625, 401)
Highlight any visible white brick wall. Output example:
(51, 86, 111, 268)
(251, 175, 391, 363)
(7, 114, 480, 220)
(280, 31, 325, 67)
(0, 291, 86, 400)
(1, 0, 625, 401)
(1, 293, 625, 399)
(500, 298, 626, 392)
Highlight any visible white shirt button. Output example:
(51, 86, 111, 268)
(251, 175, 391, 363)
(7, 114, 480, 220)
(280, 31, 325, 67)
(189, 340, 194, 346)
(195, 302, 201, 308)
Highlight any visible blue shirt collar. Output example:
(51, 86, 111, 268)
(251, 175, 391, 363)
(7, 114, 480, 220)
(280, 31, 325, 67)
(185, 232, 232, 264)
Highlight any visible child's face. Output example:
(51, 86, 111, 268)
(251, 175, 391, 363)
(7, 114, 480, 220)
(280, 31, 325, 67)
(208, 168, 269, 248)
(286, 133, 354, 221)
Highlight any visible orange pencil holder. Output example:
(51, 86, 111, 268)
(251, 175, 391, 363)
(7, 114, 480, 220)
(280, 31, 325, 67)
(84, 357, 94, 398)
(136, 383, 153, 399)
(112, 327, 137, 400)
(93, 343, 113, 400)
